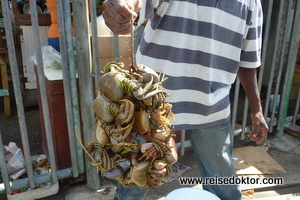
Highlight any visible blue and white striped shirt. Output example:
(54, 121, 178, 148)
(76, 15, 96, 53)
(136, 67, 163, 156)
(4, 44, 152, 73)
(136, 0, 263, 130)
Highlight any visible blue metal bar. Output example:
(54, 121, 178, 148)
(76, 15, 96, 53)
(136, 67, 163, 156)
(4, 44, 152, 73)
(0, 168, 73, 194)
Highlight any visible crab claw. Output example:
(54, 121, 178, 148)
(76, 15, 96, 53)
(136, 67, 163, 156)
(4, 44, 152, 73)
(140, 142, 154, 153)
(163, 137, 178, 165)
(117, 99, 134, 124)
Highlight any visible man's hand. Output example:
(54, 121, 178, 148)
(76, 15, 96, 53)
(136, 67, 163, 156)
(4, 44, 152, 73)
(247, 111, 269, 144)
(102, 0, 141, 34)
(238, 67, 269, 145)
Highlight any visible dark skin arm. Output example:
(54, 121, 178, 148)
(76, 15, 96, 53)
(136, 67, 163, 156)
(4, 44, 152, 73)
(238, 67, 269, 144)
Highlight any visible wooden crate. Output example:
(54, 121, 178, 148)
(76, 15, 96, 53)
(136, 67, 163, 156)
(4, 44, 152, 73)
(11, 0, 51, 26)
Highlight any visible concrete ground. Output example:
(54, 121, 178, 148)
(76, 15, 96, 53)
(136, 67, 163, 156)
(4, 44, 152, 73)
(38, 135, 300, 200)
(1, 98, 300, 199)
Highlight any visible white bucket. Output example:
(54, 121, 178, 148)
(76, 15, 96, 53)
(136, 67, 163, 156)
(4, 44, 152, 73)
(269, 94, 280, 113)
(165, 188, 220, 200)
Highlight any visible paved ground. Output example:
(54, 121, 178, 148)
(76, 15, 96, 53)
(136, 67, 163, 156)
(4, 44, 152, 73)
(38, 137, 300, 200)
(1, 97, 300, 199)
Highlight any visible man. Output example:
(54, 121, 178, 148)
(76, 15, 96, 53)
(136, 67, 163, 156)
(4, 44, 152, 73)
(102, 0, 269, 199)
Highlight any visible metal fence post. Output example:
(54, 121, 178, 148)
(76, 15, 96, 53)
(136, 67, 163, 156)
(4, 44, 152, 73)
(72, 0, 100, 190)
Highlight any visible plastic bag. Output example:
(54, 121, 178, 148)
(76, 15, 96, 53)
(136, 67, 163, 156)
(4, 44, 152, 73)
(4, 142, 26, 180)
(97, 15, 112, 35)
(32, 46, 62, 70)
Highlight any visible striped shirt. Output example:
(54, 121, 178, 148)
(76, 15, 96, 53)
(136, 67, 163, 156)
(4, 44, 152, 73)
(136, 0, 263, 130)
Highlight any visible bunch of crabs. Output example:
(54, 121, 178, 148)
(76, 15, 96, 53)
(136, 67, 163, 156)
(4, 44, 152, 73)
(89, 62, 178, 189)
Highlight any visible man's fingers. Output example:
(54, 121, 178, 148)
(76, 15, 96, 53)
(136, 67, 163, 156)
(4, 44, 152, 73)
(102, 0, 138, 34)
(126, 0, 142, 12)
(102, 11, 133, 34)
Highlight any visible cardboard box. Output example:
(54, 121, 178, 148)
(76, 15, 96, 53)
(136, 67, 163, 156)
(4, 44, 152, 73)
(97, 35, 132, 71)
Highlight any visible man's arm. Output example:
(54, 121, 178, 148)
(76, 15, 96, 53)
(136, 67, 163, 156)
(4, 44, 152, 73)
(238, 67, 269, 144)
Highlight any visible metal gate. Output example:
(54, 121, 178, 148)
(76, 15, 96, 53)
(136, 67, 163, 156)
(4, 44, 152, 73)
(0, 0, 299, 199)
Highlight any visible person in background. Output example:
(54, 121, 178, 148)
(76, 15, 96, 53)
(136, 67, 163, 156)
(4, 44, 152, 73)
(46, 0, 75, 52)
(102, 0, 269, 200)
(46, 0, 60, 52)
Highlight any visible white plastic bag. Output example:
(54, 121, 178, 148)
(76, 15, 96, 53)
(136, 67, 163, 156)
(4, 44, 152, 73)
(4, 142, 26, 180)
(32, 46, 62, 70)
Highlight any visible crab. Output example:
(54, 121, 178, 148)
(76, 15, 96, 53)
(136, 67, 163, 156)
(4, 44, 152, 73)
(151, 124, 173, 141)
(147, 159, 172, 188)
(132, 78, 170, 101)
(98, 71, 125, 102)
(104, 158, 131, 181)
(117, 99, 135, 124)
(130, 64, 160, 84)
(92, 91, 135, 124)
(122, 161, 151, 188)
(151, 103, 175, 126)
(103, 119, 139, 153)
(87, 141, 120, 171)
(138, 137, 172, 163)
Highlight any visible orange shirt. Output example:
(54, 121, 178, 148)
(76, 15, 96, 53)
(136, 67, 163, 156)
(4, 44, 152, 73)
(47, 0, 75, 38)
(47, 0, 58, 38)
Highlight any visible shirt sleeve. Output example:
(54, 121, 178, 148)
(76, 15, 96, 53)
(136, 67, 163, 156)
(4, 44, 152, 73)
(239, 0, 263, 68)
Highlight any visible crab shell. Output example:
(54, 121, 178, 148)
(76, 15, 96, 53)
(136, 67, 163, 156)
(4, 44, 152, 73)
(95, 120, 110, 145)
(91, 94, 114, 123)
(98, 72, 124, 102)
(131, 161, 151, 187)
(133, 110, 151, 134)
